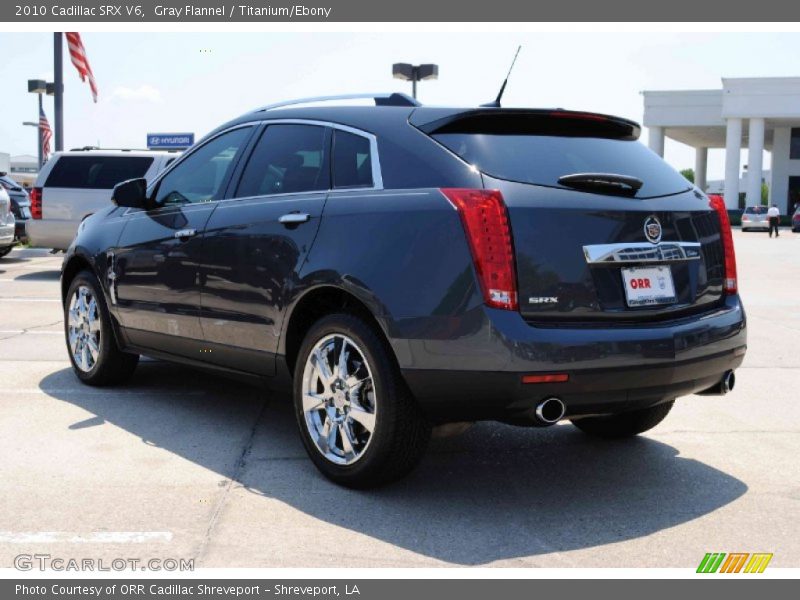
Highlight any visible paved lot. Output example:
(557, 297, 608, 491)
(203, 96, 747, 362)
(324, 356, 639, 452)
(0, 230, 798, 569)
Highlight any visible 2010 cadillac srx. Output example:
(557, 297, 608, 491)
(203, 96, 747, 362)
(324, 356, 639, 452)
(61, 93, 746, 487)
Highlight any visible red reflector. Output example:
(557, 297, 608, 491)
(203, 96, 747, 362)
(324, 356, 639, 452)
(441, 188, 518, 311)
(708, 195, 737, 294)
(30, 187, 43, 220)
(522, 374, 569, 384)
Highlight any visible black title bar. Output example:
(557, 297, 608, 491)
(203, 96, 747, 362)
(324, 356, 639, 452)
(3, 0, 800, 22)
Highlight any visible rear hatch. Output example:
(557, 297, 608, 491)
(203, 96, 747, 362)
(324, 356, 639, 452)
(415, 108, 727, 322)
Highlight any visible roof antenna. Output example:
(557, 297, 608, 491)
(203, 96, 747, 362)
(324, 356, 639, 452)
(481, 46, 522, 108)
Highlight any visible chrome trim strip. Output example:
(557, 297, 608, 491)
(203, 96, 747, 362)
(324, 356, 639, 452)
(583, 241, 702, 264)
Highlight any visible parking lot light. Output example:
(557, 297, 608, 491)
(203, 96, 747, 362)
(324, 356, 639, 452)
(392, 62, 438, 99)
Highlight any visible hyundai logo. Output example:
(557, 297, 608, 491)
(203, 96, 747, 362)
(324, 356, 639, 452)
(644, 215, 663, 244)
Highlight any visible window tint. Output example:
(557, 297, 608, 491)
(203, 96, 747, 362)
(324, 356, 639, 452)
(155, 128, 250, 205)
(433, 133, 691, 199)
(45, 156, 153, 189)
(333, 130, 373, 188)
(235, 125, 329, 198)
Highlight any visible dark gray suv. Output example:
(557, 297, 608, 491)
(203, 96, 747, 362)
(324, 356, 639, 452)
(61, 93, 746, 487)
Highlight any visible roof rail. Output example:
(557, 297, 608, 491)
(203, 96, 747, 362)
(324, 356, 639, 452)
(255, 92, 420, 112)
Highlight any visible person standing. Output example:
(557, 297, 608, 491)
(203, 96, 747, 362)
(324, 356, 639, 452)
(767, 204, 781, 238)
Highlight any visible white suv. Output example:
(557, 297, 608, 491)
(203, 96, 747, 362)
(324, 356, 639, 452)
(28, 149, 178, 250)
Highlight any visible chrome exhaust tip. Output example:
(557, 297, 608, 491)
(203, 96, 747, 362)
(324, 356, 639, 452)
(697, 370, 736, 396)
(535, 397, 566, 425)
(722, 370, 735, 394)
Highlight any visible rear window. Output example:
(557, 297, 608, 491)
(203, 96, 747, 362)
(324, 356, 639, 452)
(433, 131, 691, 199)
(744, 206, 767, 214)
(45, 156, 153, 189)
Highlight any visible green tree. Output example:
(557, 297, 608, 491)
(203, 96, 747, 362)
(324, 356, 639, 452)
(761, 183, 769, 205)
(680, 168, 695, 183)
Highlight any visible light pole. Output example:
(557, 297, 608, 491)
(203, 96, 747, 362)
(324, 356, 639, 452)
(27, 79, 54, 167)
(392, 63, 438, 100)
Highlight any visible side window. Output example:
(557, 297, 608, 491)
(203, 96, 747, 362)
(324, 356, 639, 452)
(154, 127, 251, 206)
(235, 124, 329, 198)
(333, 130, 373, 189)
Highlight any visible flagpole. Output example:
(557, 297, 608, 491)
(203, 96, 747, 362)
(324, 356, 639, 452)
(37, 94, 44, 168)
(53, 32, 64, 152)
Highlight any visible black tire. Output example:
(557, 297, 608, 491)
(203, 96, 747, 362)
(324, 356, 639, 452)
(64, 270, 139, 386)
(0, 246, 12, 258)
(293, 313, 431, 488)
(571, 401, 674, 439)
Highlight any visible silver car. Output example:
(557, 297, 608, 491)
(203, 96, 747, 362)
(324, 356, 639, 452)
(0, 187, 16, 258)
(741, 205, 769, 231)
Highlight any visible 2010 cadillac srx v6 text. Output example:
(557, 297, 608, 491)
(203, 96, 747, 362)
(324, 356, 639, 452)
(61, 93, 746, 487)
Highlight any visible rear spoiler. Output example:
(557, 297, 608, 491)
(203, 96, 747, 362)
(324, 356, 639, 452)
(409, 108, 641, 141)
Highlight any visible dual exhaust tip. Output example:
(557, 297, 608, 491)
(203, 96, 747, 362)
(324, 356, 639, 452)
(532, 369, 736, 424)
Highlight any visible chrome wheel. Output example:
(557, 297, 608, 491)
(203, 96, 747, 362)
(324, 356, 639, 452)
(67, 285, 101, 373)
(301, 334, 377, 465)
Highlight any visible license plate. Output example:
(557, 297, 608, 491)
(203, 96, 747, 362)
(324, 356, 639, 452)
(621, 266, 676, 307)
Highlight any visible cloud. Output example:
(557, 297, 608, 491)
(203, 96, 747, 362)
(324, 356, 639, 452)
(109, 84, 163, 103)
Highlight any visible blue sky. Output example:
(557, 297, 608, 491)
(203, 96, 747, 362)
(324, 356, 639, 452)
(2, 32, 799, 179)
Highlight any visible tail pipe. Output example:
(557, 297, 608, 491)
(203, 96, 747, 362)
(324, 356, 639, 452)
(534, 397, 566, 425)
(697, 370, 736, 396)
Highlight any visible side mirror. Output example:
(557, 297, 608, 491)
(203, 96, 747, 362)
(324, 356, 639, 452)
(112, 178, 149, 209)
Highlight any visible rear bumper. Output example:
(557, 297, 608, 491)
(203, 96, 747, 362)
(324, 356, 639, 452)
(25, 219, 76, 250)
(741, 221, 769, 230)
(395, 295, 746, 421)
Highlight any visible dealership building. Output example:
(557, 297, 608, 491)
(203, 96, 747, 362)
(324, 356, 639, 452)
(643, 77, 800, 213)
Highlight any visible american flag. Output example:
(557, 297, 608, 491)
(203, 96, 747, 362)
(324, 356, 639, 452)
(65, 32, 98, 103)
(39, 106, 53, 163)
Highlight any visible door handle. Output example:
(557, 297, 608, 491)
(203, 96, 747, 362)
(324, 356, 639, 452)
(278, 212, 311, 225)
(174, 228, 197, 240)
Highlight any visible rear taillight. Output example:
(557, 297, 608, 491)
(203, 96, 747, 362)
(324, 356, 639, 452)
(441, 188, 518, 310)
(709, 195, 737, 294)
(30, 187, 42, 219)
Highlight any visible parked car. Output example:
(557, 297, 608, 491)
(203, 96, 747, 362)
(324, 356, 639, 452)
(740, 205, 770, 231)
(61, 93, 747, 487)
(28, 149, 179, 251)
(0, 186, 15, 258)
(0, 174, 31, 243)
(792, 206, 800, 232)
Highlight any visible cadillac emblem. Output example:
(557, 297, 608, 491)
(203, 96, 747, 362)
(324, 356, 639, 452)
(644, 215, 662, 244)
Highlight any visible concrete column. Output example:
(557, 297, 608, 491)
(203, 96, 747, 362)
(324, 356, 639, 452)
(648, 126, 665, 157)
(724, 118, 743, 210)
(694, 147, 708, 192)
(746, 117, 765, 207)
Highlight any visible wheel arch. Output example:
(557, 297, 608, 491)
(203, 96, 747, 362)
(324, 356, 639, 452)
(281, 284, 394, 377)
(61, 253, 94, 305)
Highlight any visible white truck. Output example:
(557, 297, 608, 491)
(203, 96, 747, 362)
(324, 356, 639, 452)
(28, 148, 178, 250)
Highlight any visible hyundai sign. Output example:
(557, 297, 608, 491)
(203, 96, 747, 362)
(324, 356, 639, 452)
(147, 133, 194, 150)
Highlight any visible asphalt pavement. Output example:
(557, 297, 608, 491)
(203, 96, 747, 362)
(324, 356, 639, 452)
(0, 230, 798, 568)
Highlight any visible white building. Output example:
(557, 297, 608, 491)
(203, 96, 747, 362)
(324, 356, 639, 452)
(643, 77, 800, 213)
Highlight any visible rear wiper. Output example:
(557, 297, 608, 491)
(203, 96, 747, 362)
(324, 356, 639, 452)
(557, 172, 643, 195)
